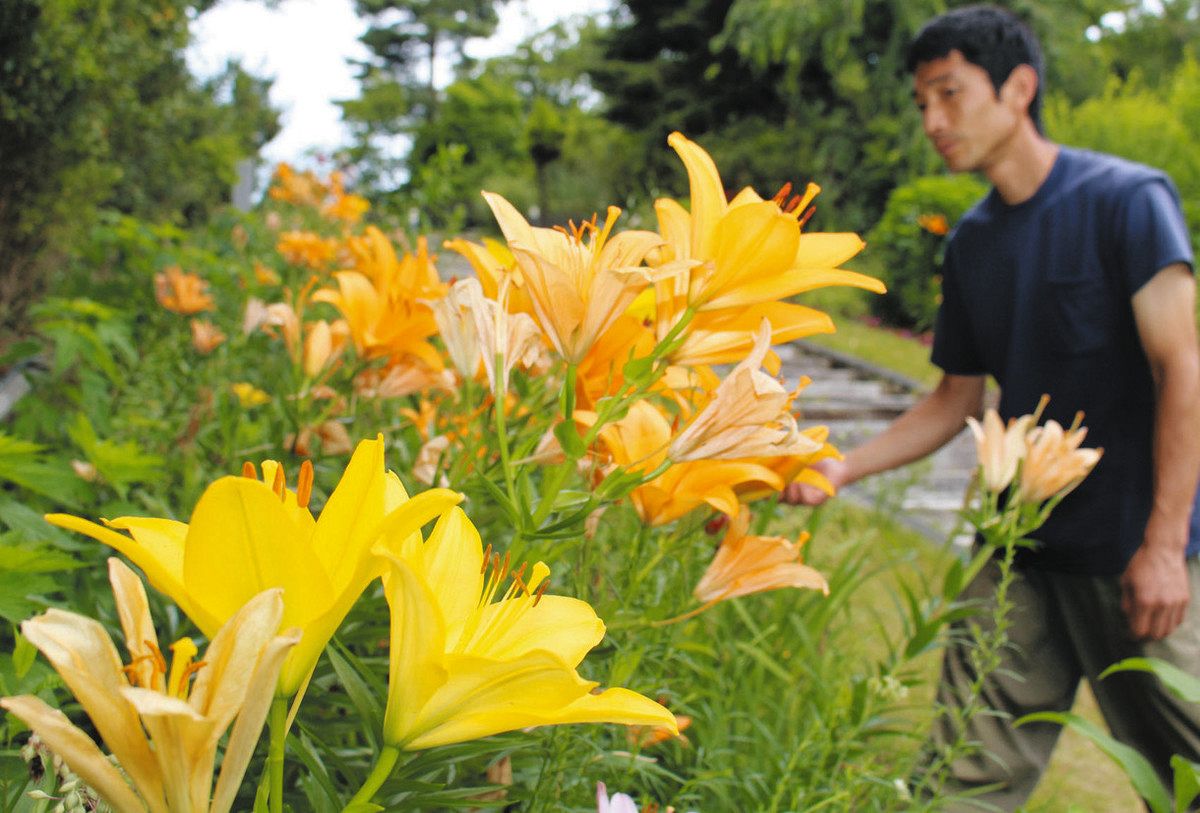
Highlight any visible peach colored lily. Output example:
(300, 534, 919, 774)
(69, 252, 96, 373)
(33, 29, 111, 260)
(1, 559, 299, 813)
(1017, 417, 1103, 504)
(669, 321, 822, 462)
(966, 408, 1036, 493)
(481, 191, 669, 364)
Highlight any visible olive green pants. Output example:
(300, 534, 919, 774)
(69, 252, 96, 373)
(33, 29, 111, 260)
(930, 556, 1200, 811)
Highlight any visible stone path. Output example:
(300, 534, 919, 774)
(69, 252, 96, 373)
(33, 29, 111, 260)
(777, 340, 978, 548)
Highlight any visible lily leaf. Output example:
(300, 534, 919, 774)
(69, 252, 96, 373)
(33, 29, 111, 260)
(1172, 755, 1200, 813)
(1100, 657, 1200, 704)
(1016, 711, 1170, 813)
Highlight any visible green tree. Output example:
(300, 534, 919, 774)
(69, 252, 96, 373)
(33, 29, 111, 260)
(0, 0, 277, 333)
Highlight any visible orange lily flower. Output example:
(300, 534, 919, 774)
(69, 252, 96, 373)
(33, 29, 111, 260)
(583, 400, 785, 526)
(693, 510, 827, 604)
(155, 266, 214, 315)
(444, 236, 536, 317)
(277, 231, 339, 270)
(656, 132, 881, 317)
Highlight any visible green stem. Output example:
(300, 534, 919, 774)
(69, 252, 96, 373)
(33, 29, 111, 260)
(560, 363, 577, 424)
(494, 354, 518, 509)
(267, 696, 287, 813)
(344, 745, 401, 811)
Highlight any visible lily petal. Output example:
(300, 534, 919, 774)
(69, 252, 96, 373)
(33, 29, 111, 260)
(0, 696, 149, 813)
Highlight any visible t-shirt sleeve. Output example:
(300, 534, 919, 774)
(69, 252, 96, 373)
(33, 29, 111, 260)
(1117, 178, 1195, 296)
(930, 241, 986, 375)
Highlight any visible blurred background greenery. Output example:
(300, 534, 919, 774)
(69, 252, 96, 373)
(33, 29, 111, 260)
(4, 0, 1200, 339)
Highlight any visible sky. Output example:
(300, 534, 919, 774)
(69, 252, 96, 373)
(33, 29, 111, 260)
(187, 0, 612, 167)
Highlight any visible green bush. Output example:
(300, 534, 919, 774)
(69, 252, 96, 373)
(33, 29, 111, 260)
(865, 174, 988, 330)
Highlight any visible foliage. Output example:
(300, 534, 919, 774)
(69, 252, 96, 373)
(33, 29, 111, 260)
(1045, 61, 1200, 245)
(864, 174, 989, 331)
(0, 0, 277, 334)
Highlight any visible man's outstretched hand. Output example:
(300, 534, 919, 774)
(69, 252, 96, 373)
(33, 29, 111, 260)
(782, 458, 850, 506)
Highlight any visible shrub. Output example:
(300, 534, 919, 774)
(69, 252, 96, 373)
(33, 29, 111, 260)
(866, 174, 988, 330)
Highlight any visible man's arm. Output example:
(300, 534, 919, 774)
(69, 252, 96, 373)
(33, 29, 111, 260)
(1122, 262, 1200, 641)
(784, 372, 985, 504)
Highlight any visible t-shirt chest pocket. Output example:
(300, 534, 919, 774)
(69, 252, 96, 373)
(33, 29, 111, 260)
(1042, 277, 1117, 355)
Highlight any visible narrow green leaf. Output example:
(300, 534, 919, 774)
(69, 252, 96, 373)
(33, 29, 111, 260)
(1172, 755, 1200, 813)
(326, 643, 384, 752)
(1017, 711, 1170, 813)
(1100, 657, 1200, 704)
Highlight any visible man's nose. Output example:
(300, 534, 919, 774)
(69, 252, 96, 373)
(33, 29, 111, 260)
(922, 103, 945, 136)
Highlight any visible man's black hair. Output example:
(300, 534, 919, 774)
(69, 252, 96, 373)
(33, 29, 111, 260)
(906, 5, 1045, 132)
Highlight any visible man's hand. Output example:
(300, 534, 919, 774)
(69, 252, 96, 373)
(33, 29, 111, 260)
(1120, 522, 1190, 641)
(782, 458, 849, 506)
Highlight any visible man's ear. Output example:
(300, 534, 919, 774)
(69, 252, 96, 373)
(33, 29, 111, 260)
(1000, 64, 1039, 116)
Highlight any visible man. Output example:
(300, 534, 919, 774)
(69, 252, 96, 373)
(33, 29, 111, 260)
(785, 5, 1200, 809)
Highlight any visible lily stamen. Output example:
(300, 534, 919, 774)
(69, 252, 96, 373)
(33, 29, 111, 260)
(533, 581, 549, 607)
(296, 460, 314, 508)
(480, 544, 493, 574)
(144, 639, 168, 675)
(771, 182, 794, 206)
(242, 461, 257, 479)
(271, 464, 286, 499)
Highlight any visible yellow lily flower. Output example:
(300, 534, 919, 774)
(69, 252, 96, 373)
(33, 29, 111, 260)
(1, 558, 299, 813)
(46, 436, 461, 696)
(966, 408, 1036, 494)
(694, 511, 828, 605)
(481, 191, 667, 364)
(654, 132, 882, 317)
(378, 506, 677, 749)
(1017, 417, 1103, 504)
(669, 321, 823, 462)
(669, 302, 834, 371)
(582, 400, 785, 526)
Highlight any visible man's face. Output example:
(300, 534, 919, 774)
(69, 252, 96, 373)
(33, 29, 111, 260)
(912, 50, 1023, 173)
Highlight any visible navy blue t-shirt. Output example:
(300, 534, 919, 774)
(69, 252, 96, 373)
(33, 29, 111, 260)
(931, 146, 1198, 575)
